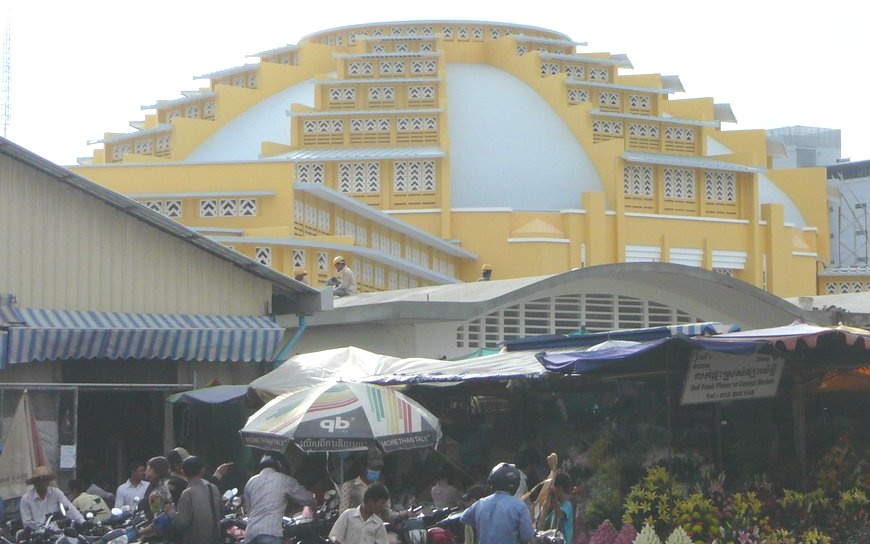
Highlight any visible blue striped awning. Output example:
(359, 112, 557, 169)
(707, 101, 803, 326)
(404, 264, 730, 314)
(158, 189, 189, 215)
(3, 308, 284, 367)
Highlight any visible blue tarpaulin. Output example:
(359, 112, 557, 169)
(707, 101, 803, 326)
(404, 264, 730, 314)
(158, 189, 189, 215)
(502, 322, 739, 351)
(166, 384, 250, 405)
(536, 335, 761, 375)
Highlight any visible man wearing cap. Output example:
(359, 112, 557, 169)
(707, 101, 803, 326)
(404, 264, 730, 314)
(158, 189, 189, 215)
(338, 446, 384, 513)
(20, 466, 85, 530)
(329, 256, 356, 297)
(244, 452, 316, 544)
(136, 456, 174, 540)
(293, 267, 309, 284)
(166, 447, 190, 503)
(338, 446, 410, 525)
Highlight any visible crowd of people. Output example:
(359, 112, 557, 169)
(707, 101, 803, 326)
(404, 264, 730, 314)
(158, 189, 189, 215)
(17, 441, 582, 544)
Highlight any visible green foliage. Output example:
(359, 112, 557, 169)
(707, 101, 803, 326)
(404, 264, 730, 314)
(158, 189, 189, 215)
(797, 527, 832, 544)
(584, 433, 628, 527)
(811, 436, 860, 494)
(622, 466, 677, 537)
(672, 492, 719, 544)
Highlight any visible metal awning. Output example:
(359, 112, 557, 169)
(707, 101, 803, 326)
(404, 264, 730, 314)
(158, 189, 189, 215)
(3, 307, 284, 367)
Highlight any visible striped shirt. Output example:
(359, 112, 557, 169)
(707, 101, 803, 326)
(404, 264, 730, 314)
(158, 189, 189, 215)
(243, 468, 316, 542)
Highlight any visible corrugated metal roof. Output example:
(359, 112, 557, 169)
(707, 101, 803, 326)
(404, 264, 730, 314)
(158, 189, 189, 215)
(210, 235, 466, 283)
(248, 44, 298, 58)
(324, 77, 442, 85)
(333, 275, 549, 306)
(356, 34, 437, 41)
(661, 75, 685, 93)
(141, 91, 216, 111)
(622, 151, 764, 173)
(129, 190, 276, 199)
(0, 137, 317, 298)
(333, 51, 442, 59)
(714, 103, 737, 124)
(274, 146, 444, 161)
(194, 63, 259, 80)
(293, 183, 476, 259)
(592, 109, 719, 128)
(88, 124, 173, 145)
(538, 51, 633, 68)
(300, 20, 572, 44)
(288, 107, 443, 118)
(513, 35, 586, 47)
(567, 80, 671, 95)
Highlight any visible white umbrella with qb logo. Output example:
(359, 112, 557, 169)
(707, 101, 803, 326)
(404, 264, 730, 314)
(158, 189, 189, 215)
(239, 381, 441, 453)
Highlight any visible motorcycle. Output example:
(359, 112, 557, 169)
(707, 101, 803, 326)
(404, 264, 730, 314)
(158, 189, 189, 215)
(16, 504, 128, 544)
(387, 505, 461, 544)
(219, 488, 246, 544)
(281, 489, 339, 544)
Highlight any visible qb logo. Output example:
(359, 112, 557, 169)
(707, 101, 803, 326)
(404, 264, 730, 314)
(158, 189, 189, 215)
(320, 416, 350, 432)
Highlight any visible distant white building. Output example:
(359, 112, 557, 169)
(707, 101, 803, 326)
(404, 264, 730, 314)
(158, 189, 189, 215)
(768, 126, 842, 168)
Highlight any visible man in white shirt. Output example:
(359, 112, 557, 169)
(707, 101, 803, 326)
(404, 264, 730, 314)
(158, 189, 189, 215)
(115, 460, 148, 509)
(329, 482, 390, 544)
(330, 256, 357, 297)
(19, 466, 85, 530)
(243, 453, 316, 544)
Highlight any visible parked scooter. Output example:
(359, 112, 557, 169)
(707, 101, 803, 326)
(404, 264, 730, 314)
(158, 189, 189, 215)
(388, 505, 461, 544)
(282, 489, 339, 544)
(219, 488, 246, 544)
(15, 503, 128, 544)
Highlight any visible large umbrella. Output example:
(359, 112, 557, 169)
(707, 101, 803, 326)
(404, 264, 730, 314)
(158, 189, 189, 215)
(0, 390, 47, 499)
(240, 381, 441, 453)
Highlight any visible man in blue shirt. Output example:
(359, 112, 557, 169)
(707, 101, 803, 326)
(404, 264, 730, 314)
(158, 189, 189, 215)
(460, 463, 535, 544)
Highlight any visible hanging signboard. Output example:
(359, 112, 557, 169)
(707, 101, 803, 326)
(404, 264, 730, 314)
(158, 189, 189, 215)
(681, 350, 784, 405)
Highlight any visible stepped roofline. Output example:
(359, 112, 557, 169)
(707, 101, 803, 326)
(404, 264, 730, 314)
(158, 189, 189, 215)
(300, 20, 572, 44)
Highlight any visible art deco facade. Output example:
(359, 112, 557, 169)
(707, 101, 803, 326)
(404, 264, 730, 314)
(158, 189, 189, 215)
(73, 21, 829, 297)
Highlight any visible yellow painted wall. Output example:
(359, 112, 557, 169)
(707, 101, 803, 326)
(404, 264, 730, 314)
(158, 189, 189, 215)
(74, 20, 834, 297)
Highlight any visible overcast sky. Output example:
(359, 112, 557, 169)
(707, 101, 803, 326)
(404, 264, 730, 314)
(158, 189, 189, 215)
(4, 0, 868, 166)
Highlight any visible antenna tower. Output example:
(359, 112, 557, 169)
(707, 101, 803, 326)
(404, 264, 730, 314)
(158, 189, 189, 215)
(1, 13, 10, 138)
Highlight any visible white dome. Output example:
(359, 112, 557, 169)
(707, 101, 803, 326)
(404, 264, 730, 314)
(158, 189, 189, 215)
(185, 64, 601, 211)
(446, 63, 600, 210)
(185, 79, 318, 162)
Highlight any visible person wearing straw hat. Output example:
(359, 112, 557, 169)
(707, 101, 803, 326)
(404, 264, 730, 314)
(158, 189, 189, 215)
(19, 466, 85, 530)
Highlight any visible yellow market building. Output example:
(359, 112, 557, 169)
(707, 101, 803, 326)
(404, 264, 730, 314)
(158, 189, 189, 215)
(73, 20, 828, 298)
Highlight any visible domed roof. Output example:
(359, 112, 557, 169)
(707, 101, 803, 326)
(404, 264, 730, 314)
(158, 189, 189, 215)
(446, 64, 600, 210)
(185, 79, 317, 163)
(184, 64, 600, 210)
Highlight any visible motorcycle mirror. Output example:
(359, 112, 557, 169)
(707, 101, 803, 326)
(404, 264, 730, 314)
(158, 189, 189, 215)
(223, 488, 237, 501)
(86, 512, 94, 520)
(232, 497, 242, 507)
(324, 489, 337, 499)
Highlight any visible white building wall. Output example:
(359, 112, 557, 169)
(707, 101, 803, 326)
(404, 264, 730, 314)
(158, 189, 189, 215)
(0, 157, 273, 315)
